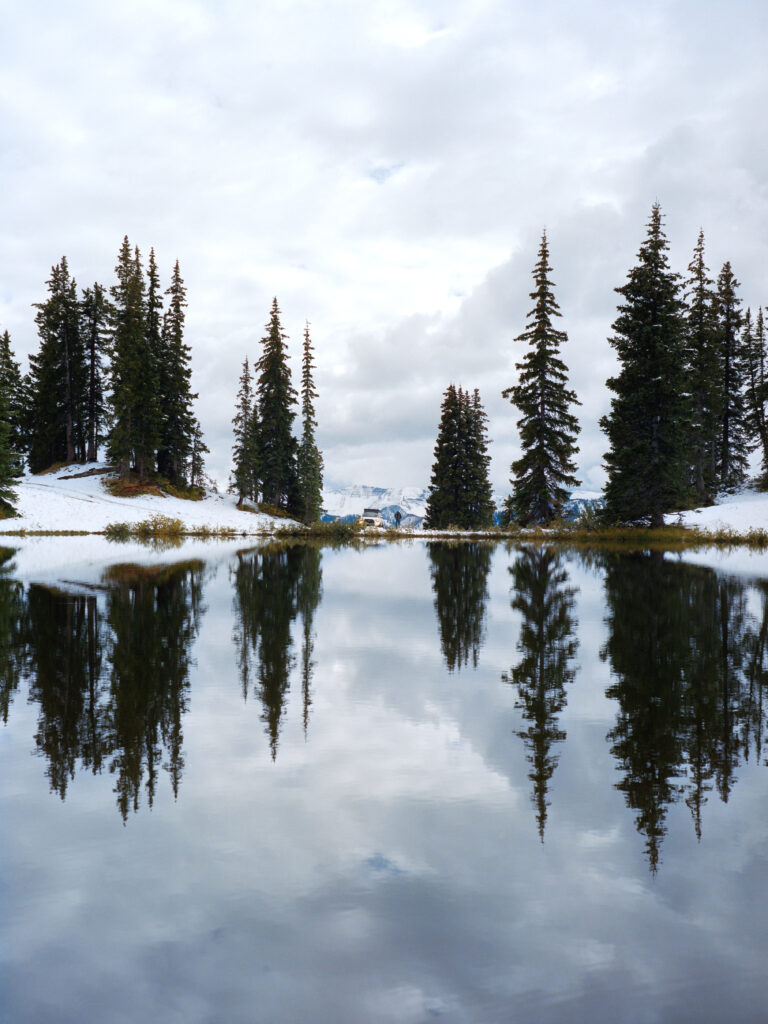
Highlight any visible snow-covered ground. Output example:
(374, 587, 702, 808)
(6, 464, 768, 541)
(670, 487, 768, 534)
(0, 464, 283, 535)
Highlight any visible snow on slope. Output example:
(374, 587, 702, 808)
(670, 488, 768, 534)
(0, 464, 283, 534)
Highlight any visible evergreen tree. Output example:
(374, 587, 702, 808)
(463, 389, 496, 527)
(0, 365, 20, 513)
(715, 261, 750, 489)
(745, 308, 768, 484)
(424, 386, 495, 529)
(158, 260, 197, 485)
(29, 257, 86, 470)
(255, 298, 298, 511)
(107, 238, 159, 480)
(296, 322, 324, 523)
(232, 356, 258, 504)
(0, 330, 27, 471)
(424, 384, 462, 529)
(79, 283, 110, 462)
(601, 204, 690, 526)
(502, 232, 580, 525)
(684, 231, 721, 503)
(188, 417, 209, 489)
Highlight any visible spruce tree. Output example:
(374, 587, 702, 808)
(108, 239, 159, 479)
(255, 298, 298, 512)
(29, 257, 86, 470)
(684, 231, 721, 503)
(232, 356, 257, 504)
(0, 361, 20, 513)
(463, 389, 495, 527)
(158, 260, 197, 485)
(424, 384, 462, 529)
(79, 283, 110, 462)
(502, 232, 580, 525)
(188, 417, 209, 489)
(424, 385, 494, 529)
(0, 330, 27, 471)
(296, 322, 324, 523)
(745, 308, 768, 484)
(715, 261, 750, 490)
(601, 204, 690, 526)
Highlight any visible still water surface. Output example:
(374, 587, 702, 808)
(1, 540, 767, 1023)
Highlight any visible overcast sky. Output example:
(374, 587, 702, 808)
(1, 0, 767, 492)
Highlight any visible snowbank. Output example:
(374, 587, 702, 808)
(0, 464, 287, 535)
(670, 488, 768, 535)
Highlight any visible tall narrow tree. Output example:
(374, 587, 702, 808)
(0, 359, 20, 513)
(0, 330, 27, 471)
(601, 204, 690, 526)
(463, 389, 495, 527)
(158, 260, 197, 485)
(715, 261, 749, 490)
(684, 231, 721, 503)
(108, 239, 159, 479)
(188, 417, 209, 490)
(424, 384, 461, 529)
(296, 322, 324, 523)
(503, 232, 580, 525)
(232, 356, 257, 505)
(745, 308, 768, 484)
(79, 283, 110, 462)
(255, 298, 298, 511)
(29, 257, 86, 471)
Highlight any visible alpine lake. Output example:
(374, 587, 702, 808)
(2, 535, 768, 1024)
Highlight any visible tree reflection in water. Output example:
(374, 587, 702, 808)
(231, 543, 322, 759)
(601, 551, 768, 871)
(20, 561, 206, 820)
(428, 541, 493, 672)
(504, 546, 579, 841)
(0, 548, 26, 724)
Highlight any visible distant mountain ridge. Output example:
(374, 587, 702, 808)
(322, 484, 603, 528)
(321, 485, 429, 524)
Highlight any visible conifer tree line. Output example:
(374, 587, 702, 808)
(426, 205, 768, 528)
(2, 206, 768, 527)
(231, 299, 323, 523)
(602, 204, 768, 525)
(0, 237, 207, 512)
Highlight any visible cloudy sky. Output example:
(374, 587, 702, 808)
(1, 0, 767, 492)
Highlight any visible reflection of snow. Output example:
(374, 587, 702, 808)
(1, 462, 283, 535)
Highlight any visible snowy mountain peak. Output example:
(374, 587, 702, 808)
(321, 485, 429, 519)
